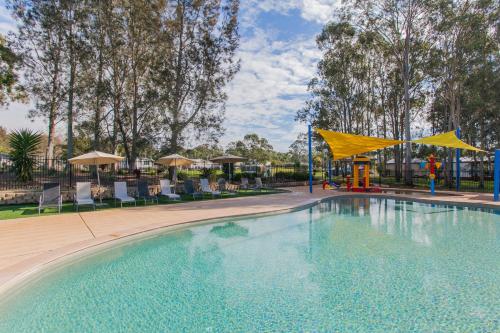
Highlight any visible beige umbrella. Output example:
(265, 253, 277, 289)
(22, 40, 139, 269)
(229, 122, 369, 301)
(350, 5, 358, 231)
(156, 154, 194, 183)
(69, 151, 125, 204)
(210, 154, 247, 181)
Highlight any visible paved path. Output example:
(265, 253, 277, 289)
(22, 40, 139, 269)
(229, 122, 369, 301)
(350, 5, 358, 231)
(0, 186, 498, 294)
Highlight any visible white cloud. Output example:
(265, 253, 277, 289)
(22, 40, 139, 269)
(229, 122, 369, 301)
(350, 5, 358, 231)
(222, 26, 321, 151)
(240, 0, 341, 26)
(300, 0, 342, 24)
(218, 1, 346, 151)
(0, 5, 16, 35)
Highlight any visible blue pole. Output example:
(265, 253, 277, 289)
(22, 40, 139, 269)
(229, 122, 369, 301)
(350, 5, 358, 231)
(456, 127, 461, 191)
(494, 149, 500, 202)
(308, 124, 313, 194)
(430, 178, 435, 195)
(328, 158, 332, 184)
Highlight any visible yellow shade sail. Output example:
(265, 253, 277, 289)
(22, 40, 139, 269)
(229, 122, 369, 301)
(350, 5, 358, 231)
(412, 131, 485, 152)
(316, 129, 404, 160)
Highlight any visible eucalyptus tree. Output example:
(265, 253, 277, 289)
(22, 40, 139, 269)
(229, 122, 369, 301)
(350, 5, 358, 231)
(115, 0, 162, 169)
(297, 22, 371, 135)
(8, 0, 66, 163)
(353, 0, 431, 184)
(78, 0, 108, 151)
(424, 0, 499, 185)
(152, 0, 240, 153)
(0, 35, 25, 106)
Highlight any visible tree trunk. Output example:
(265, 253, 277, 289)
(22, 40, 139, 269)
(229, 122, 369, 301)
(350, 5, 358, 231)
(479, 121, 485, 189)
(66, 16, 76, 160)
(67, 58, 75, 159)
(93, 48, 104, 150)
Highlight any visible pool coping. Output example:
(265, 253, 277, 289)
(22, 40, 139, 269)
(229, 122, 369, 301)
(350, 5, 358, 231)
(0, 188, 498, 298)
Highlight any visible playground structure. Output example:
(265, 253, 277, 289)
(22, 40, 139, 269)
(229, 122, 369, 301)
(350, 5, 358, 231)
(308, 125, 500, 201)
(425, 154, 441, 195)
(346, 156, 381, 193)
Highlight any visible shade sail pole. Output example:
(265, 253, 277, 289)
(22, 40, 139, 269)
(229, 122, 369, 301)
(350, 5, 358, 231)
(456, 127, 461, 191)
(494, 149, 500, 202)
(308, 124, 313, 194)
(328, 158, 332, 184)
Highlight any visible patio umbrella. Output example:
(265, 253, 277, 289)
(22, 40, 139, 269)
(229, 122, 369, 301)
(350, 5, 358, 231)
(68, 151, 125, 204)
(210, 154, 247, 181)
(156, 154, 194, 183)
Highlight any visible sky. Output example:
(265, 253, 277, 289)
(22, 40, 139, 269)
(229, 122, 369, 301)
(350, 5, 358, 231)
(0, 0, 341, 152)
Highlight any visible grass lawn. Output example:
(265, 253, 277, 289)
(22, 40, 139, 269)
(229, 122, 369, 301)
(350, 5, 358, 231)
(0, 188, 284, 221)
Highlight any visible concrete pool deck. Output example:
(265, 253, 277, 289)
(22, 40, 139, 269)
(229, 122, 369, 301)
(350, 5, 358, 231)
(0, 186, 499, 294)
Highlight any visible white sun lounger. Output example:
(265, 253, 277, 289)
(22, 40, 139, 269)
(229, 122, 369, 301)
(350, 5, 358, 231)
(200, 178, 221, 198)
(74, 182, 95, 211)
(38, 183, 62, 214)
(160, 179, 181, 200)
(114, 182, 136, 207)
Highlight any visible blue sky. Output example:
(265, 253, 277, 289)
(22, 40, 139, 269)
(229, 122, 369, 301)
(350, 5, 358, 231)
(0, 0, 341, 152)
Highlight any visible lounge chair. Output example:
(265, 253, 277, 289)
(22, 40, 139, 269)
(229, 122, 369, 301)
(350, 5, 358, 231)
(159, 179, 181, 200)
(184, 179, 202, 200)
(253, 177, 263, 191)
(217, 178, 236, 195)
(240, 177, 250, 190)
(200, 178, 221, 198)
(137, 180, 158, 205)
(74, 182, 95, 211)
(38, 182, 62, 214)
(114, 182, 136, 207)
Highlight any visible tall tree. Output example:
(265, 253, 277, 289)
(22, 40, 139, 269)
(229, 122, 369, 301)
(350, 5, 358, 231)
(8, 0, 66, 163)
(153, 0, 240, 153)
(0, 35, 25, 106)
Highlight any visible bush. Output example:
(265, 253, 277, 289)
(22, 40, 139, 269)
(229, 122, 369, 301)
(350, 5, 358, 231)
(143, 167, 156, 175)
(274, 171, 309, 181)
(176, 170, 189, 181)
(232, 172, 257, 182)
(117, 168, 128, 175)
(9, 129, 42, 182)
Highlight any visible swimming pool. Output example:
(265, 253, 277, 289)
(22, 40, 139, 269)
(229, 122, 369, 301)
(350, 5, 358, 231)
(0, 198, 498, 332)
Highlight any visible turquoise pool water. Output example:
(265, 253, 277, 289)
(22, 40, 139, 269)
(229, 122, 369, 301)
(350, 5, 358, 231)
(0, 198, 499, 332)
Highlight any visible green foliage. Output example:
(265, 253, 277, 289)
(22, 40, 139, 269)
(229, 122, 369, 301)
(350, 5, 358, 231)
(232, 172, 256, 182)
(8, 129, 42, 182)
(226, 133, 291, 164)
(0, 34, 25, 106)
(274, 171, 309, 182)
(0, 126, 9, 153)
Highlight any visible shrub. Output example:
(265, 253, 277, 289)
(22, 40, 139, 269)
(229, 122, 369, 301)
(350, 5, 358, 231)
(274, 171, 309, 181)
(232, 172, 257, 182)
(9, 129, 42, 182)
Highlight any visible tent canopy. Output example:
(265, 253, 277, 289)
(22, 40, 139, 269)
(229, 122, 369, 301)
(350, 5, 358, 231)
(412, 131, 485, 152)
(316, 129, 404, 160)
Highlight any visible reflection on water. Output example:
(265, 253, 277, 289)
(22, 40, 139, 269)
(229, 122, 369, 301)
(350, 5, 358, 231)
(210, 222, 249, 238)
(0, 198, 498, 332)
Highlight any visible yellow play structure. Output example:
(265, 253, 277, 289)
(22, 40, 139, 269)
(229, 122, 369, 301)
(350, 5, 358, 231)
(351, 156, 370, 190)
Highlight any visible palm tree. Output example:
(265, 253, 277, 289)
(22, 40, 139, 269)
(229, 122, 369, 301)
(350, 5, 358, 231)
(9, 129, 42, 182)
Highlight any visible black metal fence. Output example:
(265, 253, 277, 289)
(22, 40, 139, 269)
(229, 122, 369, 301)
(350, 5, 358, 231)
(326, 166, 494, 193)
(0, 155, 494, 193)
(0, 157, 319, 191)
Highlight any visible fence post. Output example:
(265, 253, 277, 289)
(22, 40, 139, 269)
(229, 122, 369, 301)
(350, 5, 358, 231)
(494, 149, 500, 202)
(68, 161, 72, 189)
(308, 124, 313, 194)
(456, 127, 461, 191)
(328, 158, 332, 184)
